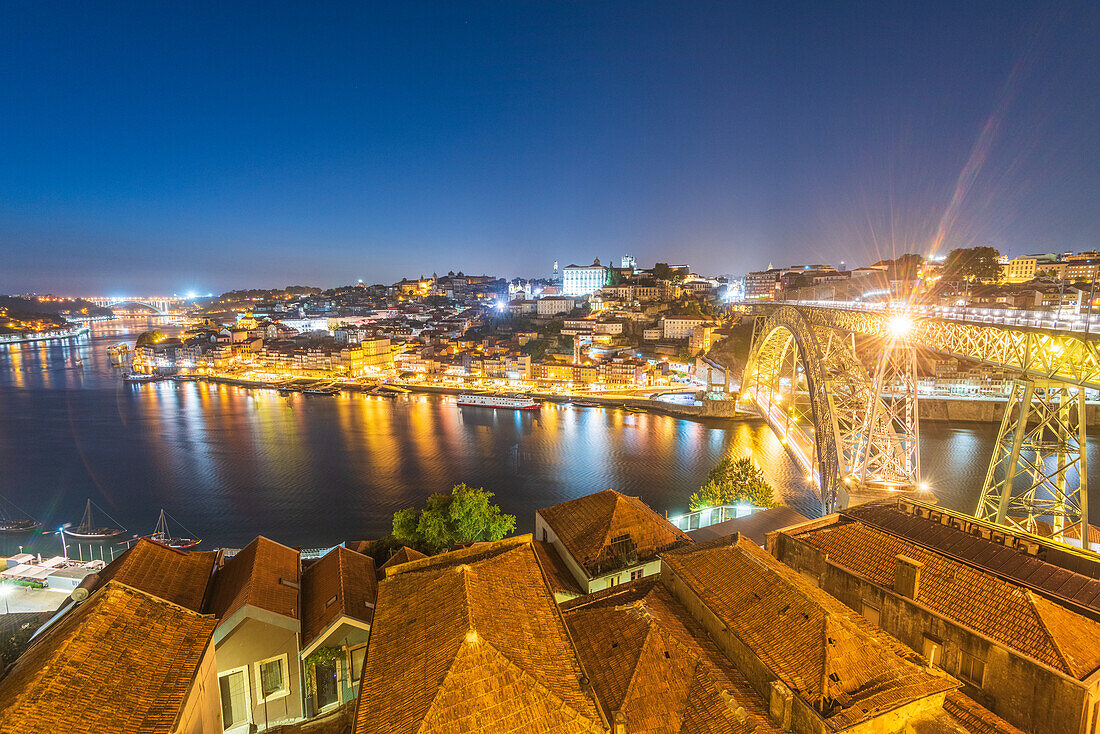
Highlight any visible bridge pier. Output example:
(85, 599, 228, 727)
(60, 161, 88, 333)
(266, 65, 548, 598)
(976, 379, 1089, 546)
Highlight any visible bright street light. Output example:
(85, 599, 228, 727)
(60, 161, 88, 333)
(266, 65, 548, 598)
(887, 313, 913, 339)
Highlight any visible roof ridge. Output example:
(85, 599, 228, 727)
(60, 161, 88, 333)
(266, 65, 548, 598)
(1024, 590, 1073, 675)
(593, 492, 630, 559)
(336, 546, 347, 611)
(614, 603, 662, 711)
(424, 636, 602, 733)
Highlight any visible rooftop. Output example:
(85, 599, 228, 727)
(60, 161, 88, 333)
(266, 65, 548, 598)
(354, 536, 604, 734)
(538, 489, 692, 577)
(562, 577, 780, 733)
(205, 535, 300, 621)
(788, 518, 1100, 679)
(0, 581, 217, 734)
(301, 546, 377, 651)
(91, 538, 216, 613)
(662, 534, 956, 730)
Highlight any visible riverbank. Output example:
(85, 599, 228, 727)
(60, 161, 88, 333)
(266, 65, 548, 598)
(157, 373, 755, 421)
(0, 325, 90, 345)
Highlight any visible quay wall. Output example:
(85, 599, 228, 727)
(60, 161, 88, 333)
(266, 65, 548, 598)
(918, 397, 1100, 426)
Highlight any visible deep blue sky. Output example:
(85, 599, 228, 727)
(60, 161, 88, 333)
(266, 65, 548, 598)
(1, 1, 1097, 295)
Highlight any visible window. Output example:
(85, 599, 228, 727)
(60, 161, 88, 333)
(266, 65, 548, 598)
(630, 569, 644, 582)
(922, 636, 943, 669)
(861, 601, 880, 627)
(254, 654, 290, 703)
(349, 645, 367, 683)
(607, 575, 621, 589)
(957, 651, 986, 687)
(218, 668, 250, 731)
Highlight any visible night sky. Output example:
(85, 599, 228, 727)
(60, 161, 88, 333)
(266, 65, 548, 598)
(1, 1, 1097, 295)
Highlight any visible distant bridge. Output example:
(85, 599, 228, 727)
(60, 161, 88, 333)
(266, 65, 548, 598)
(737, 301, 1093, 548)
(87, 296, 188, 315)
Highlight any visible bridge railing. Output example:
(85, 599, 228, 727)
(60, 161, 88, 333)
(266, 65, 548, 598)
(742, 299, 1100, 334)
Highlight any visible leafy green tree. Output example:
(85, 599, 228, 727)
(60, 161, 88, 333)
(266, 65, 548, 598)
(392, 483, 517, 553)
(943, 247, 1002, 283)
(689, 457, 778, 510)
(134, 330, 166, 347)
(885, 253, 923, 281)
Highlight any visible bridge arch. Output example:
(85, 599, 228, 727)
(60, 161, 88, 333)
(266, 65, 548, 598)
(742, 306, 842, 513)
(105, 300, 167, 315)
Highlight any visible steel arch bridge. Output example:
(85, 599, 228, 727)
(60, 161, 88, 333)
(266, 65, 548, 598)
(88, 296, 182, 315)
(739, 302, 1092, 546)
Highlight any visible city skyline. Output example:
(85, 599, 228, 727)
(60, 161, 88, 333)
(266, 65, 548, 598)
(2, 2, 1099, 294)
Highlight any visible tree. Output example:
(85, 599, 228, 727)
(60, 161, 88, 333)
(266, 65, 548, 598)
(688, 457, 778, 511)
(943, 247, 1002, 283)
(392, 483, 516, 553)
(134, 330, 166, 347)
(885, 253, 923, 281)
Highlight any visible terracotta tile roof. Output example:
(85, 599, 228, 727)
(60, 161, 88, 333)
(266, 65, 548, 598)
(842, 500, 1100, 620)
(662, 534, 956, 730)
(563, 578, 781, 734)
(538, 489, 692, 577)
(792, 521, 1100, 679)
(91, 538, 216, 612)
(377, 544, 426, 574)
(943, 691, 1029, 734)
(533, 540, 585, 598)
(0, 581, 217, 734)
(205, 536, 300, 621)
(302, 546, 377, 649)
(354, 536, 605, 734)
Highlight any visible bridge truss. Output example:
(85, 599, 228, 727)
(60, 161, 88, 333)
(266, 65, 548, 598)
(742, 306, 922, 513)
(739, 302, 1093, 545)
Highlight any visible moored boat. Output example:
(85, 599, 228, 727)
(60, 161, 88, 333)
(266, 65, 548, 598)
(0, 495, 42, 534)
(144, 509, 201, 549)
(65, 499, 126, 540)
(457, 393, 540, 410)
(123, 372, 162, 383)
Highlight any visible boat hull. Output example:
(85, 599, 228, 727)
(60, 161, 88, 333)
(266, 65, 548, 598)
(65, 528, 126, 540)
(457, 394, 540, 410)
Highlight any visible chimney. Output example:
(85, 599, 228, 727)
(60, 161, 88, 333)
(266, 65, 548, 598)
(894, 554, 923, 599)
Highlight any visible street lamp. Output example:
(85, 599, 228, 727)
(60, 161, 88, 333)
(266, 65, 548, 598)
(58, 524, 71, 558)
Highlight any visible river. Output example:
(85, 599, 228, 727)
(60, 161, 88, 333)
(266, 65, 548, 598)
(0, 318, 1092, 558)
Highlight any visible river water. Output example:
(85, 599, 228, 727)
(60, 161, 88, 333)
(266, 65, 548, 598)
(0, 318, 1092, 558)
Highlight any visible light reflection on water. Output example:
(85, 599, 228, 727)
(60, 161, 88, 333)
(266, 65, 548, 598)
(1, 318, 1093, 556)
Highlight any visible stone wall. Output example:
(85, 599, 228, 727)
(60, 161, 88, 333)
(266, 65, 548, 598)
(773, 533, 1095, 734)
(919, 397, 1100, 426)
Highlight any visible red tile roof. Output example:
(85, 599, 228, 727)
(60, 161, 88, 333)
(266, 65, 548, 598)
(0, 581, 217, 734)
(662, 535, 956, 730)
(354, 536, 605, 734)
(538, 489, 692, 576)
(791, 520, 1100, 679)
(301, 546, 377, 649)
(564, 578, 781, 733)
(533, 540, 585, 598)
(92, 538, 216, 612)
(376, 545, 426, 574)
(205, 536, 300, 621)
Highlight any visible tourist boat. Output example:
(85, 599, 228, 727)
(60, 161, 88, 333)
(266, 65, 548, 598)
(457, 393, 540, 410)
(144, 509, 201, 549)
(622, 405, 648, 414)
(65, 499, 126, 540)
(303, 386, 339, 395)
(0, 495, 42, 534)
(570, 400, 600, 408)
(123, 372, 161, 383)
